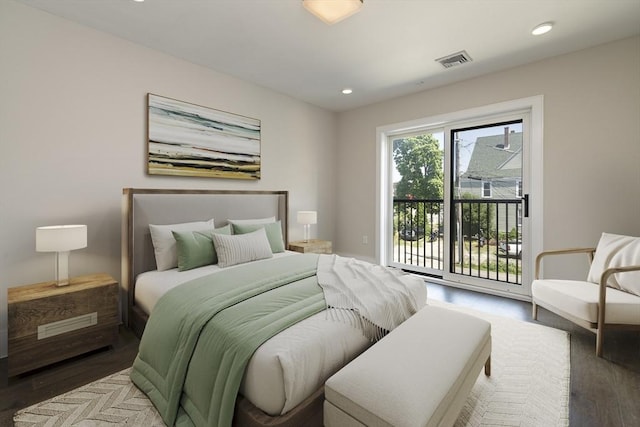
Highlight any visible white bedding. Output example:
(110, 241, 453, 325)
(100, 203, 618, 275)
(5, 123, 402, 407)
(135, 252, 427, 416)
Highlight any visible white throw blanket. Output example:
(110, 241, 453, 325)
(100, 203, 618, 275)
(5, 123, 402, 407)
(317, 254, 422, 341)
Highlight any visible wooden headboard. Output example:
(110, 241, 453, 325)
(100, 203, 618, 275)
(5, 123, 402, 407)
(121, 188, 288, 336)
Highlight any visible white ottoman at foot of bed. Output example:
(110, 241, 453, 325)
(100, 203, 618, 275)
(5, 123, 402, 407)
(324, 305, 491, 427)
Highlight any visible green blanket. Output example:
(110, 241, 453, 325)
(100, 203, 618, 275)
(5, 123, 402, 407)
(130, 254, 325, 427)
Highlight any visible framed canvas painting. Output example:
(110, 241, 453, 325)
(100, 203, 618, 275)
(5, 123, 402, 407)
(147, 94, 261, 179)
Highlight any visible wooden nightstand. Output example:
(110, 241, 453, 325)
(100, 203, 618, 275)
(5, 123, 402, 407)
(8, 273, 120, 376)
(288, 239, 332, 254)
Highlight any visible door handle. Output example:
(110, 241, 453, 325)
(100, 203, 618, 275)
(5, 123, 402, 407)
(523, 194, 529, 218)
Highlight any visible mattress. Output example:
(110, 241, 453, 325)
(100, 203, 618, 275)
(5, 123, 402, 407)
(135, 253, 427, 416)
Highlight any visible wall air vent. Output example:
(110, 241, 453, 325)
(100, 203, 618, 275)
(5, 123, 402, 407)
(436, 50, 473, 69)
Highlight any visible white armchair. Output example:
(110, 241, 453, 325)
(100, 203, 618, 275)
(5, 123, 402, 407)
(531, 233, 640, 357)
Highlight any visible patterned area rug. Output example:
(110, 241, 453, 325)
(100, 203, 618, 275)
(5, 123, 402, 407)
(13, 368, 163, 426)
(14, 301, 570, 426)
(438, 301, 571, 427)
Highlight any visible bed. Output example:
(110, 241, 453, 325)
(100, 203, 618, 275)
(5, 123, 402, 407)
(121, 188, 426, 427)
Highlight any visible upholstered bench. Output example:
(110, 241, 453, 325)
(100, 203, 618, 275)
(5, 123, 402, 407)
(324, 305, 491, 427)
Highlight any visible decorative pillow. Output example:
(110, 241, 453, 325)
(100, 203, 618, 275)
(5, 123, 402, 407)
(227, 216, 276, 226)
(212, 228, 273, 268)
(232, 221, 285, 253)
(172, 225, 232, 271)
(587, 232, 640, 296)
(149, 219, 214, 271)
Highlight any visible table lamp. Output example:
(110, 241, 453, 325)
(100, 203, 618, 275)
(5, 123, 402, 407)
(36, 224, 87, 286)
(297, 211, 317, 243)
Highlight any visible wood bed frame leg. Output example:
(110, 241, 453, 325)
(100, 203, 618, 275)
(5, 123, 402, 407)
(484, 356, 491, 376)
(531, 301, 538, 320)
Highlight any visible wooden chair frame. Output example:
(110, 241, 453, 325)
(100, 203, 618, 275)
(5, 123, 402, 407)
(532, 247, 640, 357)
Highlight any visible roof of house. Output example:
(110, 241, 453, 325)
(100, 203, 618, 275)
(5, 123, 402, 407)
(461, 131, 523, 181)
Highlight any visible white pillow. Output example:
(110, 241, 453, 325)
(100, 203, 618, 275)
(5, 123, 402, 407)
(587, 232, 640, 296)
(212, 228, 273, 268)
(149, 219, 214, 271)
(227, 216, 276, 226)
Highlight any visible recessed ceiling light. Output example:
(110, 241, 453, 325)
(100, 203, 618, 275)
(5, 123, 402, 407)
(532, 22, 553, 36)
(342, 88, 353, 95)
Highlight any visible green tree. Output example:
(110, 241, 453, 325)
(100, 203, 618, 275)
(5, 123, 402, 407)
(393, 135, 444, 239)
(393, 135, 443, 200)
(459, 192, 495, 238)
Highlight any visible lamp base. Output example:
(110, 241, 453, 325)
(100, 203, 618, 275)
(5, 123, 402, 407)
(303, 224, 311, 243)
(55, 251, 71, 287)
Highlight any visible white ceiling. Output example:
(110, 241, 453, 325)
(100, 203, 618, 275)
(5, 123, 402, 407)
(14, 0, 640, 112)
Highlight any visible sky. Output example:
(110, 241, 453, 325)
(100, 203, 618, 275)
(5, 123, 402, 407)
(392, 122, 523, 182)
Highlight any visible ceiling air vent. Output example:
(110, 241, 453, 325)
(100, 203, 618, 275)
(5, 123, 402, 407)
(436, 50, 472, 69)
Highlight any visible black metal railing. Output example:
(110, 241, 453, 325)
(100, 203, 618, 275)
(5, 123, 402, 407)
(393, 198, 522, 285)
(394, 199, 445, 271)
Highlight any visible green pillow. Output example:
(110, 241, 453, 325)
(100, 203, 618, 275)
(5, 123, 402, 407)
(172, 224, 231, 271)
(231, 221, 285, 253)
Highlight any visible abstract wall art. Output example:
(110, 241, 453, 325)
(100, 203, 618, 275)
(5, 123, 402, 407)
(147, 94, 261, 179)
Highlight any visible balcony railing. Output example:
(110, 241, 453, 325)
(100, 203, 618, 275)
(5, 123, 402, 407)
(393, 198, 523, 285)
(394, 199, 445, 271)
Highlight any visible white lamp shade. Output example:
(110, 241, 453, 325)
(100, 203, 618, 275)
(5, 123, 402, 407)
(297, 211, 317, 225)
(303, 0, 363, 25)
(36, 225, 87, 252)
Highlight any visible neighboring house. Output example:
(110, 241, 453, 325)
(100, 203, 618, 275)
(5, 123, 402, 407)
(459, 128, 523, 236)
(459, 127, 522, 199)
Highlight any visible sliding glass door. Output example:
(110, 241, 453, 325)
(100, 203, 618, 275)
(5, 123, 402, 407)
(386, 109, 534, 297)
(445, 118, 527, 294)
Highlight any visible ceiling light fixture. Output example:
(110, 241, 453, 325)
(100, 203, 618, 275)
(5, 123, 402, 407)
(303, 0, 363, 25)
(342, 88, 353, 95)
(531, 22, 553, 36)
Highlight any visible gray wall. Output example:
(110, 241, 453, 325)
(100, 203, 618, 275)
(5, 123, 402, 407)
(0, 0, 338, 357)
(335, 36, 640, 275)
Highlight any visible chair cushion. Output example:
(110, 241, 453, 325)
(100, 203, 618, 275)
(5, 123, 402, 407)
(587, 232, 640, 296)
(532, 279, 640, 324)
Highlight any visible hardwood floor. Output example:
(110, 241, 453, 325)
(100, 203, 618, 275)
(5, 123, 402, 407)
(1, 284, 638, 426)
(0, 325, 139, 426)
